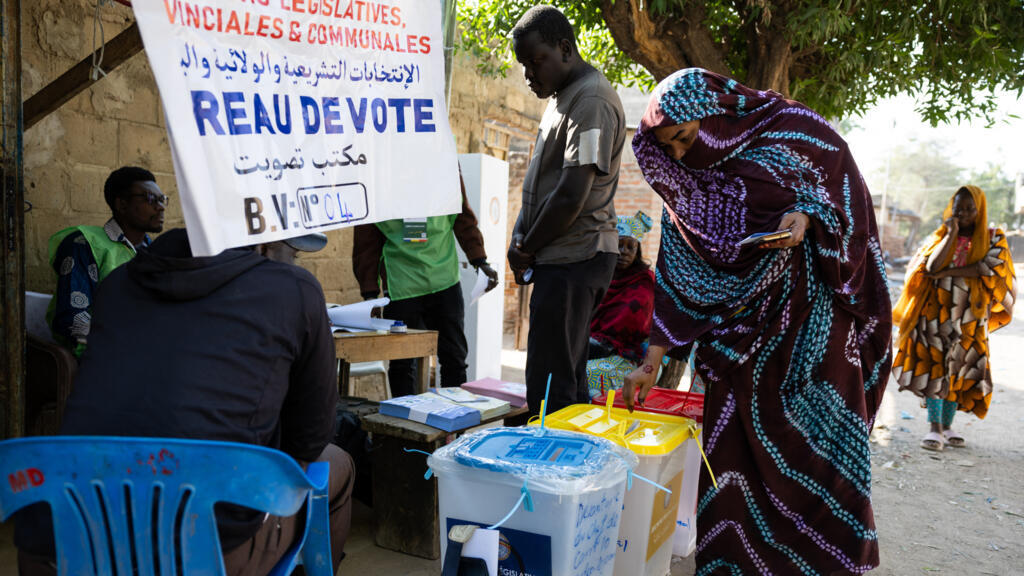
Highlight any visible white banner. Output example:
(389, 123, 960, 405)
(132, 0, 461, 255)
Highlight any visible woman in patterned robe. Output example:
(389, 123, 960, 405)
(892, 185, 1015, 451)
(586, 211, 656, 397)
(623, 69, 892, 575)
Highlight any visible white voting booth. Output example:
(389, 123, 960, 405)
(455, 154, 508, 382)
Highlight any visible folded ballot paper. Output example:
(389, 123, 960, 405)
(379, 393, 480, 432)
(327, 298, 395, 332)
(461, 378, 528, 409)
(430, 387, 510, 420)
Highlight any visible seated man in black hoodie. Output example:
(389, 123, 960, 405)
(16, 228, 353, 576)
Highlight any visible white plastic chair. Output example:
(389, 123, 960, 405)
(345, 361, 391, 400)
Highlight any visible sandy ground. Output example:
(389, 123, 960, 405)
(2, 277, 1021, 575)
(867, 316, 1024, 575)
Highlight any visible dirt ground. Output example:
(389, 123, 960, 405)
(672, 272, 1024, 576)
(866, 313, 1024, 576)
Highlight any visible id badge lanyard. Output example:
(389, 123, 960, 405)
(402, 218, 428, 243)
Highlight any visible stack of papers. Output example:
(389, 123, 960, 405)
(379, 393, 480, 432)
(327, 298, 395, 332)
(461, 378, 528, 409)
(431, 388, 510, 420)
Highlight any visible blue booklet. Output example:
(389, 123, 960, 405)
(379, 393, 481, 432)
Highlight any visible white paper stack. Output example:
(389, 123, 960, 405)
(431, 387, 510, 420)
(327, 298, 395, 332)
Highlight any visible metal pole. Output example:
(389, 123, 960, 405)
(877, 118, 895, 254)
(441, 0, 456, 109)
(1, 0, 26, 439)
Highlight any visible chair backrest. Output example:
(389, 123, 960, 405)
(25, 292, 55, 344)
(0, 437, 318, 576)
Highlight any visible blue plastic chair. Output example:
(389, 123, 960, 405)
(0, 436, 332, 576)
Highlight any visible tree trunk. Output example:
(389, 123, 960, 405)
(599, 0, 730, 82)
(743, 2, 794, 96)
(599, 0, 795, 95)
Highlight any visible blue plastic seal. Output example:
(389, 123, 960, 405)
(430, 427, 638, 495)
(434, 427, 637, 489)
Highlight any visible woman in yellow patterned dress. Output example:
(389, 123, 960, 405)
(893, 185, 1015, 451)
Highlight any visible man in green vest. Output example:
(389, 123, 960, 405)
(47, 166, 166, 356)
(352, 175, 499, 397)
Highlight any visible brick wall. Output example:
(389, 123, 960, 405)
(20, 3, 546, 308)
(615, 128, 664, 267)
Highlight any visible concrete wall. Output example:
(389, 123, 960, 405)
(21, 2, 547, 307)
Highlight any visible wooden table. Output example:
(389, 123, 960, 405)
(361, 406, 530, 559)
(333, 329, 438, 396)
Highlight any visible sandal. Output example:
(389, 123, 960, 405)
(943, 429, 966, 448)
(920, 431, 945, 452)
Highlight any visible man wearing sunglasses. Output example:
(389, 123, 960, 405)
(46, 165, 166, 356)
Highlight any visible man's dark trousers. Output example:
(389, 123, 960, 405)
(526, 252, 617, 415)
(384, 282, 469, 397)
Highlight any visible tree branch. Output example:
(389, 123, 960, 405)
(599, 0, 730, 82)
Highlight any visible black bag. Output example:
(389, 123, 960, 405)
(587, 337, 616, 360)
(334, 397, 377, 506)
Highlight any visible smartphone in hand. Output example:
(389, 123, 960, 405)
(513, 267, 534, 285)
(736, 228, 793, 247)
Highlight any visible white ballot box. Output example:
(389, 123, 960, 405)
(456, 153, 508, 382)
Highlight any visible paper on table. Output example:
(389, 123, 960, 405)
(462, 528, 498, 576)
(327, 298, 395, 332)
(469, 268, 490, 306)
(433, 388, 488, 403)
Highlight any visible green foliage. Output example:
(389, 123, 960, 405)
(458, 0, 1024, 124)
(457, 1, 651, 88)
(797, 0, 1024, 125)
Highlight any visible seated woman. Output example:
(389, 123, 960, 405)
(586, 211, 655, 397)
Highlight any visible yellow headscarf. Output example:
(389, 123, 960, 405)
(932, 185, 989, 269)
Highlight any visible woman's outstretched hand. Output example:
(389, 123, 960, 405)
(760, 211, 810, 250)
(623, 364, 658, 412)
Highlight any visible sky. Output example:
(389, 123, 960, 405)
(842, 92, 1024, 184)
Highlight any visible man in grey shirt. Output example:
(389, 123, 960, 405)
(507, 5, 626, 414)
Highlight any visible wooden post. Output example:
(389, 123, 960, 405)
(514, 284, 531, 350)
(1, 0, 25, 438)
(22, 22, 143, 131)
(656, 358, 687, 390)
